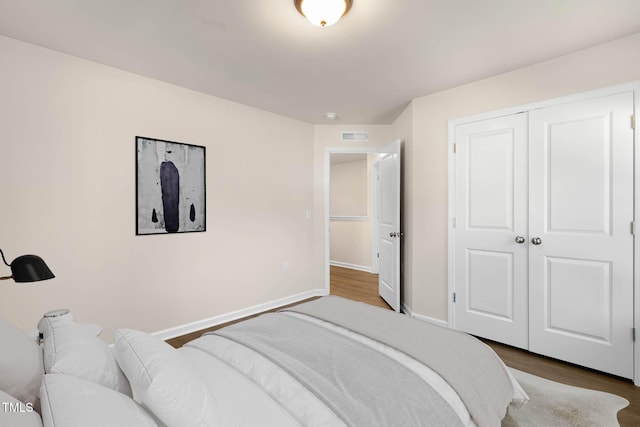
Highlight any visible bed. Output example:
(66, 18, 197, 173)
(0, 296, 528, 427)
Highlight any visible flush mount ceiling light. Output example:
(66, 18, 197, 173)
(294, 0, 353, 27)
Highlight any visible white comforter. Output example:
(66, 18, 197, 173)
(180, 312, 525, 426)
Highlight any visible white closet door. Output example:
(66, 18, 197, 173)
(454, 113, 529, 349)
(529, 92, 634, 378)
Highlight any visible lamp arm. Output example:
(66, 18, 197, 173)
(0, 248, 10, 267)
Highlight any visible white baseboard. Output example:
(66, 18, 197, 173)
(330, 260, 372, 273)
(401, 303, 412, 316)
(152, 289, 328, 341)
(402, 303, 449, 328)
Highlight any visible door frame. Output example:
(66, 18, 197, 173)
(324, 147, 380, 292)
(447, 80, 640, 385)
(371, 160, 381, 275)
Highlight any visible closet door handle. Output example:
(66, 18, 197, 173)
(531, 237, 542, 245)
(515, 236, 526, 244)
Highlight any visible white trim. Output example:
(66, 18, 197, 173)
(330, 215, 369, 221)
(402, 304, 449, 328)
(329, 261, 372, 273)
(151, 289, 327, 341)
(371, 161, 380, 274)
(401, 302, 412, 316)
(447, 118, 456, 329)
(448, 80, 640, 128)
(448, 80, 640, 384)
(634, 87, 640, 387)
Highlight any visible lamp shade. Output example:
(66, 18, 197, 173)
(9, 254, 55, 282)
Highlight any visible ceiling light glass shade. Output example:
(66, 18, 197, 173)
(294, 0, 353, 27)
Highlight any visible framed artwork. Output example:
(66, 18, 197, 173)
(136, 136, 206, 235)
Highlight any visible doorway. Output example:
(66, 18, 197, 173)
(329, 152, 377, 273)
(328, 151, 380, 307)
(324, 141, 402, 311)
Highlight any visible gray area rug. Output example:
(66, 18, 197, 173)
(503, 368, 629, 427)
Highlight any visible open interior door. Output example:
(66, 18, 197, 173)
(378, 140, 402, 311)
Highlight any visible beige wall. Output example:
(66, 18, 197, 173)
(329, 220, 372, 269)
(5, 29, 640, 338)
(0, 36, 316, 339)
(330, 159, 368, 216)
(403, 32, 640, 321)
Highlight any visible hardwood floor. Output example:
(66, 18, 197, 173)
(166, 265, 386, 347)
(329, 265, 391, 310)
(168, 265, 640, 425)
(488, 339, 640, 426)
(165, 297, 313, 348)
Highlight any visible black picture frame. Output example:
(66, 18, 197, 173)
(135, 136, 206, 235)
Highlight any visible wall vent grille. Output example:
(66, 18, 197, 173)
(341, 131, 369, 142)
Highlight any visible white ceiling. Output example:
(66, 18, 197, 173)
(1, 0, 639, 125)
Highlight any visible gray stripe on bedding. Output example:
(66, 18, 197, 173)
(213, 313, 464, 427)
(283, 296, 513, 427)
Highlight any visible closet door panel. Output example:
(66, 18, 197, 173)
(529, 92, 634, 378)
(546, 116, 610, 233)
(453, 113, 529, 349)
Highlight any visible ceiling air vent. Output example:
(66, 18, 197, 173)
(341, 131, 369, 142)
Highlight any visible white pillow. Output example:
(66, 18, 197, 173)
(0, 317, 44, 406)
(41, 318, 131, 396)
(39, 374, 158, 427)
(0, 390, 42, 427)
(115, 329, 218, 427)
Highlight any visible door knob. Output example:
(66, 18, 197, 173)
(531, 237, 542, 245)
(389, 232, 396, 238)
(515, 236, 525, 244)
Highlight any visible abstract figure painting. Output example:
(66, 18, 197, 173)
(136, 136, 206, 235)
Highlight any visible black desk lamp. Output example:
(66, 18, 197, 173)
(0, 248, 55, 282)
